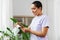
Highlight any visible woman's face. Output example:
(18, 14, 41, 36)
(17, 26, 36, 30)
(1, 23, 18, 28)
(31, 4, 42, 16)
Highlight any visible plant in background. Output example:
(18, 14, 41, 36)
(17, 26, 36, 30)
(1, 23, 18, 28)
(0, 27, 20, 40)
(10, 18, 30, 40)
(0, 18, 30, 40)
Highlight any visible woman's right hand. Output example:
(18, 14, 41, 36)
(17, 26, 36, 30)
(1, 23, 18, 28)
(13, 22, 21, 28)
(20, 27, 26, 32)
(14, 22, 26, 32)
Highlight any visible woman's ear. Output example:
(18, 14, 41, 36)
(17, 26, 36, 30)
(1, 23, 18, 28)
(39, 7, 42, 10)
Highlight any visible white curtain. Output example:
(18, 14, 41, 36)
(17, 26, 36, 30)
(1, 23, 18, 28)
(0, 0, 13, 40)
(0, 0, 2, 31)
(0, 0, 13, 31)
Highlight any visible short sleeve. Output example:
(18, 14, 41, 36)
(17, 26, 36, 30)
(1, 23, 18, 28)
(42, 16, 49, 28)
(28, 18, 34, 28)
(28, 20, 33, 28)
(28, 24, 31, 28)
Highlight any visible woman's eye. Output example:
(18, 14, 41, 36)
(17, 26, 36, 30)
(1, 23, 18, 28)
(33, 8, 35, 9)
(32, 8, 36, 10)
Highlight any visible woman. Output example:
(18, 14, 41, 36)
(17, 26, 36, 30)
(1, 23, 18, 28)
(17, 1, 49, 40)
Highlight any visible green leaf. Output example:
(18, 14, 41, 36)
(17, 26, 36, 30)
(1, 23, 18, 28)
(10, 18, 30, 40)
(7, 27, 13, 34)
(0, 31, 10, 36)
(10, 18, 18, 23)
(20, 23, 28, 27)
(0, 31, 4, 33)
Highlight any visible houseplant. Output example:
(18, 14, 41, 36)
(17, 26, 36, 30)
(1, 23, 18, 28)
(0, 27, 20, 40)
(0, 18, 30, 40)
(10, 18, 30, 40)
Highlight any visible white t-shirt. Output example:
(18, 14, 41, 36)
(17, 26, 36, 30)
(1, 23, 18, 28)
(29, 15, 49, 40)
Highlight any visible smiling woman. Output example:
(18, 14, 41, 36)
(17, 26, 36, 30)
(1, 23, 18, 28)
(15, 1, 49, 40)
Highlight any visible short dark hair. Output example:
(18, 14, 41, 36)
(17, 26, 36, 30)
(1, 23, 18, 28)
(32, 1, 42, 9)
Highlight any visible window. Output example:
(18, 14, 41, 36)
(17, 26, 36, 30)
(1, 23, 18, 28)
(13, 16, 34, 26)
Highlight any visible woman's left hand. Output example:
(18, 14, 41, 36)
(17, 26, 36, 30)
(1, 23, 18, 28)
(20, 27, 30, 33)
(24, 28, 30, 32)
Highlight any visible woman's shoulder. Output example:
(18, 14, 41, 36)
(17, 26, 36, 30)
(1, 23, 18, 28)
(42, 14, 48, 17)
(42, 14, 48, 18)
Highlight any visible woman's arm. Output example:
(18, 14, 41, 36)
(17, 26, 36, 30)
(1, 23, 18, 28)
(24, 26, 49, 37)
(16, 22, 49, 37)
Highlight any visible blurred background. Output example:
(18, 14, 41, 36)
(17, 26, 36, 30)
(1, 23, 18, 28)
(0, 0, 60, 40)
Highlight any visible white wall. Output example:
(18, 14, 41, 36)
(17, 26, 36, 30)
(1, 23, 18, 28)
(47, 0, 56, 40)
(13, 0, 33, 16)
(54, 0, 60, 40)
(47, 0, 60, 40)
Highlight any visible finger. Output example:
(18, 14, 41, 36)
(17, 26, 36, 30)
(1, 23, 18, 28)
(16, 25, 21, 28)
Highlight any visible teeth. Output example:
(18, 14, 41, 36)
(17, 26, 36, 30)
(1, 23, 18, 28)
(16, 25, 21, 28)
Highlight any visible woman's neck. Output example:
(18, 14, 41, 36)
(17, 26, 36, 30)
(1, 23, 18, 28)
(37, 13, 42, 16)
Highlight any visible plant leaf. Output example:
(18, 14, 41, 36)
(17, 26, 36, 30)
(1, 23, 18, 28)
(10, 18, 18, 23)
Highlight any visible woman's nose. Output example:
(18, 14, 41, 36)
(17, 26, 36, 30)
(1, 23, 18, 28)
(33, 10, 36, 12)
(32, 10, 35, 13)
